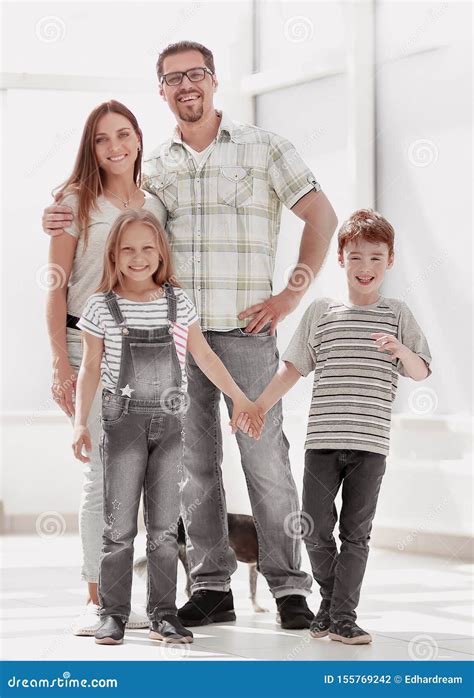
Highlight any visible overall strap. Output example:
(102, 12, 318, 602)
(103, 291, 127, 330)
(163, 282, 178, 324)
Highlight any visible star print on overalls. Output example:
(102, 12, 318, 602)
(107, 513, 116, 525)
(112, 499, 120, 510)
(120, 384, 134, 397)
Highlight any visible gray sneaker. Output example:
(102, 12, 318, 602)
(328, 619, 372, 645)
(149, 614, 194, 644)
(310, 600, 331, 638)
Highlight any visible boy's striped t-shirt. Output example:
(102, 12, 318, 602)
(281, 296, 432, 456)
(77, 287, 199, 392)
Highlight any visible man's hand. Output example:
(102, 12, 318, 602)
(42, 203, 73, 236)
(238, 288, 302, 335)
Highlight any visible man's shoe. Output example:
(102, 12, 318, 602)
(328, 619, 372, 645)
(149, 614, 194, 643)
(310, 600, 331, 638)
(276, 595, 314, 629)
(94, 615, 126, 645)
(177, 590, 236, 627)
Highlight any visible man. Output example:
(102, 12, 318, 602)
(42, 41, 338, 629)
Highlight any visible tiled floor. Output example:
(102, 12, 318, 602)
(1, 534, 472, 661)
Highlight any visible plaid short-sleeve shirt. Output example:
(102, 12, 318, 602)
(143, 110, 321, 330)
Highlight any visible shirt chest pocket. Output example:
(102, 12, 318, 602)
(150, 172, 179, 213)
(218, 166, 253, 208)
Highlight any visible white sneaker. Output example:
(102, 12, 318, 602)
(126, 608, 149, 629)
(72, 604, 149, 635)
(72, 603, 101, 636)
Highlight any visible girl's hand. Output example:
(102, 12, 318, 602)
(72, 425, 92, 463)
(52, 362, 77, 417)
(371, 332, 410, 360)
(230, 397, 265, 439)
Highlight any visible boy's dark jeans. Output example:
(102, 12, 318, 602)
(303, 448, 386, 622)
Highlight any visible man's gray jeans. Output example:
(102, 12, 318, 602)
(181, 326, 313, 599)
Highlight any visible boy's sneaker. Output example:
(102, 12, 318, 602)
(310, 600, 331, 638)
(276, 595, 314, 629)
(177, 590, 236, 626)
(328, 619, 372, 645)
(94, 615, 126, 645)
(149, 614, 194, 644)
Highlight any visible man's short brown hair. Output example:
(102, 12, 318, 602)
(338, 209, 395, 257)
(156, 41, 215, 80)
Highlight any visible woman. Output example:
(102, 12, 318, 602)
(46, 100, 166, 635)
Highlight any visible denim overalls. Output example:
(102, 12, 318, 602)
(98, 282, 186, 623)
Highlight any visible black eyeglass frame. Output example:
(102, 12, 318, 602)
(160, 66, 214, 87)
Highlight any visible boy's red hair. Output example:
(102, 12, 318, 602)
(338, 209, 394, 257)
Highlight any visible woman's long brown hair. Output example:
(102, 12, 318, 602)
(54, 100, 143, 250)
(95, 209, 180, 294)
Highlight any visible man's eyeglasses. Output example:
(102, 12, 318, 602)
(160, 66, 214, 87)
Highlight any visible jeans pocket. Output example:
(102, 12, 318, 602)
(238, 322, 273, 337)
(101, 402, 126, 425)
(130, 343, 173, 385)
(218, 166, 253, 207)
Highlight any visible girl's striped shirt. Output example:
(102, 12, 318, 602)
(282, 296, 432, 456)
(77, 287, 198, 392)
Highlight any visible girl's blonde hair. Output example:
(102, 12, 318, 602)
(96, 209, 180, 293)
(54, 100, 143, 251)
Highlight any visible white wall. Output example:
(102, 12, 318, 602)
(2, 1, 472, 557)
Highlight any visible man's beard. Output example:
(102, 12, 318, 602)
(177, 103, 204, 123)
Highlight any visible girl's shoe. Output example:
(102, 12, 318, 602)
(149, 614, 194, 643)
(72, 603, 101, 636)
(94, 615, 126, 645)
(328, 619, 372, 645)
(309, 600, 331, 638)
(72, 604, 148, 636)
(126, 608, 149, 629)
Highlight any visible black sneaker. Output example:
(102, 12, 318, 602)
(310, 599, 331, 638)
(177, 590, 236, 627)
(329, 619, 372, 645)
(149, 614, 194, 644)
(276, 595, 314, 629)
(94, 615, 126, 645)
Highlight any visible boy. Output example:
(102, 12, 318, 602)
(239, 209, 432, 645)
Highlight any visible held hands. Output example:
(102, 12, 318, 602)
(371, 333, 410, 361)
(229, 396, 265, 440)
(72, 425, 92, 463)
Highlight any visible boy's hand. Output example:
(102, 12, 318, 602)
(72, 426, 92, 463)
(371, 332, 410, 360)
(230, 397, 265, 439)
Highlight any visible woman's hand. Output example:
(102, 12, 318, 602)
(72, 425, 92, 463)
(230, 397, 265, 439)
(52, 361, 77, 417)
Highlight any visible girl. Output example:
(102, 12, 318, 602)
(46, 100, 167, 635)
(71, 209, 263, 644)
